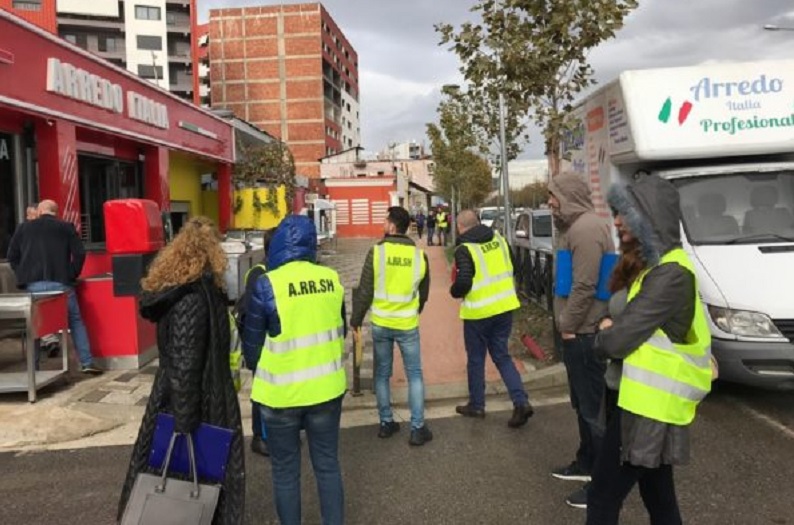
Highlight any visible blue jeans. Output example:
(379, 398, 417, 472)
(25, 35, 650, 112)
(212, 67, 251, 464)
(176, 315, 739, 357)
(463, 311, 528, 410)
(261, 396, 344, 525)
(562, 333, 606, 473)
(372, 325, 425, 429)
(27, 281, 93, 367)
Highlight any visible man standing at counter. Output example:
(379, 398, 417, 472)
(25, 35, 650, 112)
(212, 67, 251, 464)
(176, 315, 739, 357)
(7, 200, 102, 374)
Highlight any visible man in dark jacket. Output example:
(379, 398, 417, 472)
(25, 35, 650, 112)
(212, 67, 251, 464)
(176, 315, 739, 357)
(351, 206, 432, 446)
(547, 172, 615, 509)
(7, 200, 100, 373)
(450, 209, 533, 428)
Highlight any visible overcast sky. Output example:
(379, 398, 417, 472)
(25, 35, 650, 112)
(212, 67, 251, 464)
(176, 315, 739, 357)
(200, 1, 794, 158)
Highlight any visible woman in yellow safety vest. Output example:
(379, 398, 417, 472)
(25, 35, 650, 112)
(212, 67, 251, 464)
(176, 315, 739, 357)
(586, 174, 712, 524)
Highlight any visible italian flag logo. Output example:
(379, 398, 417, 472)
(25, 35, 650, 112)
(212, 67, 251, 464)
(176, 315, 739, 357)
(658, 97, 694, 125)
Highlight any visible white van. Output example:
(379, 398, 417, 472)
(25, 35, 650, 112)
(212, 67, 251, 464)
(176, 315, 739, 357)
(478, 207, 501, 228)
(565, 60, 794, 390)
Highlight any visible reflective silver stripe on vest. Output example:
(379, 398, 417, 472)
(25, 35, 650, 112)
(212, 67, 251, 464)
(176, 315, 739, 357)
(646, 333, 712, 369)
(463, 288, 518, 310)
(265, 326, 345, 354)
(468, 235, 513, 292)
(622, 363, 709, 403)
(371, 306, 419, 319)
(256, 357, 344, 386)
(373, 245, 421, 303)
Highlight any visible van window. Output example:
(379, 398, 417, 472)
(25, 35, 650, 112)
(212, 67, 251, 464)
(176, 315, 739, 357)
(533, 214, 553, 237)
(480, 209, 499, 221)
(675, 170, 794, 245)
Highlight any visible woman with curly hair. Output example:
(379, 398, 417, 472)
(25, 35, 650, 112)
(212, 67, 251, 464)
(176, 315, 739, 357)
(118, 216, 245, 525)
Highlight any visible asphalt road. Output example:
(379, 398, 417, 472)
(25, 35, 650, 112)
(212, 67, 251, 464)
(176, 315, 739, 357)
(0, 385, 792, 525)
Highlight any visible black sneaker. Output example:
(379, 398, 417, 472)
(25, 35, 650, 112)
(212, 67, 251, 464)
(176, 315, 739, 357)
(455, 404, 485, 418)
(409, 425, 433, 446)
(565, 483, 590, 510)
(378, 421, 400, 438)
(507, 403, 534, 428)
(251, 437, 270, 457)
(551, 461, 592, 482)
(80, 364, 103, 375)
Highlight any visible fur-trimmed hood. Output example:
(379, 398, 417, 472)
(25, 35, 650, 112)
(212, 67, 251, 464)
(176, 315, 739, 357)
(607, 174, 682, 266)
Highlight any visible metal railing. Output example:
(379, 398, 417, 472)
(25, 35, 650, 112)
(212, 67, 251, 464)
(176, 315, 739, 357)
(512, 245, 554, 313)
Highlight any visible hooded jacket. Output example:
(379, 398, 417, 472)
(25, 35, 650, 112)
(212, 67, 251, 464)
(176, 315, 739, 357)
(350, 234, 430, 328)
(241, 215, 346, 369)
(548, 173, 615, 334)
(118, 275, 245, 525)
(595, 174, 696, 468)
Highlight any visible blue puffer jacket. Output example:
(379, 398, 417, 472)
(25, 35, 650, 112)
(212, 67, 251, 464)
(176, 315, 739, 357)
(241, 215, 346, 369)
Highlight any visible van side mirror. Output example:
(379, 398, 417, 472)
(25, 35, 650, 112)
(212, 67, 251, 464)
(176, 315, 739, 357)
(516, 229, 528, 239)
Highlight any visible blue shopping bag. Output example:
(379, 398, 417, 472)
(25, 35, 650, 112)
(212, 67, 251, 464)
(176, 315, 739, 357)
(148, 413, 234, 484)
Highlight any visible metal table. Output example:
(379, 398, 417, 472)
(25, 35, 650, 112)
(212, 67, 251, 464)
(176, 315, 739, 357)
(0, 292, 69, 402)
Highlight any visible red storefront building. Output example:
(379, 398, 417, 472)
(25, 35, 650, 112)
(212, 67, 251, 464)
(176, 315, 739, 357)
(0, 10, 235, 369)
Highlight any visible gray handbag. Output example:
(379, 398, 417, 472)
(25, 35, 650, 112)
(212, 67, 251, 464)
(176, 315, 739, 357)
(121, 432, 221, 525)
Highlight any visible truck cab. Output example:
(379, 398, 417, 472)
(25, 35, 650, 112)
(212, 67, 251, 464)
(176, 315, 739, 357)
(563, 59, 794, 390)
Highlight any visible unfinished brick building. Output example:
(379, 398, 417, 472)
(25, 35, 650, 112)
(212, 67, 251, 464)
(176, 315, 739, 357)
(208, 3, 360, 178)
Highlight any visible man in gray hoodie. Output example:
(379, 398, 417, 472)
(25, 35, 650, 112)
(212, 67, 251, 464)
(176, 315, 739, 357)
(547, 172, 615, 509)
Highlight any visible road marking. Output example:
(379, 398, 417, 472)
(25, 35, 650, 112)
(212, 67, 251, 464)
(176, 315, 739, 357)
(728, 397, 794, 441)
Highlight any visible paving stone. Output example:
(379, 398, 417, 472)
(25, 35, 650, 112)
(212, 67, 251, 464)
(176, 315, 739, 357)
(113, 372, 137, 383)
(80, 389, 110, 403)
(100, 390, 147, 406)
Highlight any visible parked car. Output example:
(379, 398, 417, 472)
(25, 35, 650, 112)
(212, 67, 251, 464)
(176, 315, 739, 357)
(514, 209, 553, 252)
(479, 207, 502, 228)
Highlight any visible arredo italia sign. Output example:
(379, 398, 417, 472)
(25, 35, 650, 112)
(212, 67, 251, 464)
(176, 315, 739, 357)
(45, 57, 169, 130)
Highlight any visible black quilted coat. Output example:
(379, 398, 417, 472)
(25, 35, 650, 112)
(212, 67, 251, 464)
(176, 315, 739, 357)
(117, 275, 245, 524)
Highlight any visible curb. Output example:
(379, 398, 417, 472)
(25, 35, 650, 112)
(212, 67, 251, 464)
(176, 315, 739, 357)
(343, 362, 568, 410)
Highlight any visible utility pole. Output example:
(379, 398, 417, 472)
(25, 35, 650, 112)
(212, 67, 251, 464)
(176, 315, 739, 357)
(498, 92, 512, 244)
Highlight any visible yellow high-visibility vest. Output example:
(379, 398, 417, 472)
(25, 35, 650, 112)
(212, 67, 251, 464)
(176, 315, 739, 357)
(619, 248, 712, 426)
(229, 312, 242, 392)
(250, 261, 346, 408)
(460, 233, 520, 320)
(371, 242, 426, 330)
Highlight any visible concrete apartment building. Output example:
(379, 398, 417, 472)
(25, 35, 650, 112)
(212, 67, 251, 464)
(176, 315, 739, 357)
(0, 0, 197, 102)
(208, 3, 360, 179)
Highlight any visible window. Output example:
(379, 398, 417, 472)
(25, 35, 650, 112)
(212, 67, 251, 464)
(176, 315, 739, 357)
(63, 34, 77, 44)
(78, 156, 142, 245)
(676, 171, 794, 245)
(98, 36, 118, 53)
(135, 5, 161, 21)
(137, 65, 164, 79)
(12, 0, 41, 11)
(137, 35, 162, 51)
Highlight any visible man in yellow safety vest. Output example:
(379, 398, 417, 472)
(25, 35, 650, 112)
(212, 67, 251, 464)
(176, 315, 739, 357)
(351, 206, 432, 446)
(450, 209, 534, 428)
(436, 207, 449, 246)
(241, 215, 347, 525)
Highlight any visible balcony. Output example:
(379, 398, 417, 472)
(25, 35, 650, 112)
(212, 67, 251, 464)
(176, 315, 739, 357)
(57, 16, 124, 31)
(168, 53, 191, 65)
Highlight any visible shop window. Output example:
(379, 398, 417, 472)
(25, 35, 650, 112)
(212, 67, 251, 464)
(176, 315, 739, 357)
(137, 35, 163, 51)
(0, 133, 17, 259)
(135, 5, 161, 21)
(12, 0, 41, 11)
(78, 156, 143, 246)
(138, 64, 164, 80)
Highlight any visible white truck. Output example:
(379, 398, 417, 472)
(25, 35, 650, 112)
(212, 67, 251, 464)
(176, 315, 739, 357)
(562, 59, 794, 390)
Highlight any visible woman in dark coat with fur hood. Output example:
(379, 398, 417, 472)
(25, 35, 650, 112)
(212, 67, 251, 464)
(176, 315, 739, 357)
(117, 216, 245, 525)
(586, 174, 712, 524)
